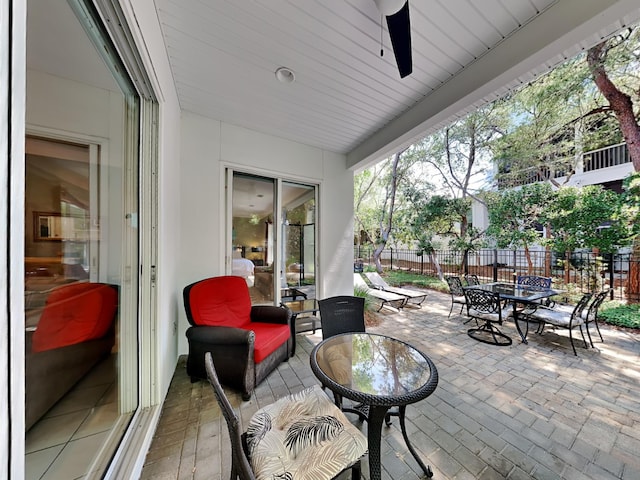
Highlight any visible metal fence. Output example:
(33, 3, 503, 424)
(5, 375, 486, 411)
(354, 246, 640, 303)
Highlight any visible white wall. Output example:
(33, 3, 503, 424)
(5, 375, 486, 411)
(178, 112, 354, 354)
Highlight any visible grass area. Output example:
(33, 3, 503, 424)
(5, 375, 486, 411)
(382, 270, 448, 293)
(379, 269, 640, 330)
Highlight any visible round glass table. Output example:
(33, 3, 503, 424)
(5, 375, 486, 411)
(310, 332, 438, 480)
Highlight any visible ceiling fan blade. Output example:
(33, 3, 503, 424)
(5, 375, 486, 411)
(385, 0, 412, 78)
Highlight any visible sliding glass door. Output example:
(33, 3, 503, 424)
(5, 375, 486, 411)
(281, 181, 316, 298)
(24, 0, 143, 476)
(228, 172, 317, 304)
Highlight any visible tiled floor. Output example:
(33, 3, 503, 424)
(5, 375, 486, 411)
(25, 355, 118, 480)
(142, 290, 640, 479)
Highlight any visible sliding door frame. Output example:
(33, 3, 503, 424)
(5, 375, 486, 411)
(4, 0, 27, 476)
(225, 167, 319, 305)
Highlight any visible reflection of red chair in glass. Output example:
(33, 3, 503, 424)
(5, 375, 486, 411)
(26, 282, 118, 430)
(183, 276, 292, 400)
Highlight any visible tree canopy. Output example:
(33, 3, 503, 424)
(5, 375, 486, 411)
(354, 23, 640, 265)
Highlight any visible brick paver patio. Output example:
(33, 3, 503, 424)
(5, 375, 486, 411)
(141, 290, 640, 479)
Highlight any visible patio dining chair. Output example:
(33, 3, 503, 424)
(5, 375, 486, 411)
(205, 352, 367, 480)
(464, 274, 480, 286)
(444, 276, 466, 318)
(584, 288, 610, 344)
(517, 275, 555, 307)
(464, 288, 513, 346)
(319, 296, 365, 340)
(526, 293, 593, 355)
(516, 275, 552, 288)
(554, 289, 610, 346)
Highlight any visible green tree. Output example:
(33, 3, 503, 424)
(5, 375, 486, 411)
(354, 165, 383, 247)
(485, 183, 553, 273)
(405, 106, 503, 271)
(587, 27, 640, 170)
(354, 148, 416, 272)
(492, 56, 616, 188)
(587, 27, 640, 301)
(542, 185, 629, 284)
(494, 25, 640, 187)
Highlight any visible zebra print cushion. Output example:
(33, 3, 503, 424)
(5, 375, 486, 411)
(246, 385, 368, 480)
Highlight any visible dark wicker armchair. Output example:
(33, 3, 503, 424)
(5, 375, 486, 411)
(184, 276, 292, 400)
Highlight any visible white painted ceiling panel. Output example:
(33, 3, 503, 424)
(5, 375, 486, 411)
(27, 0, 640, 170)
(151, 0, 640, 167)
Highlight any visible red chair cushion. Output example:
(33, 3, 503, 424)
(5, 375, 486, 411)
(32, 283, 117, 352)
(250, 322, 291, 363)
(187, 276, 251, 328)
(46, 281, 104, 305)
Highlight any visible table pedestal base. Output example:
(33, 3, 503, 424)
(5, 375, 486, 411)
(369, 406, 433, 480)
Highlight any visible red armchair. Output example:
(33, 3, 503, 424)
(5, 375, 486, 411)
(183, 276, 292, 400)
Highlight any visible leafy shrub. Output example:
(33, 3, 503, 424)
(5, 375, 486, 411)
(599, 302, 640, 329)
(353, 285, 374, 312)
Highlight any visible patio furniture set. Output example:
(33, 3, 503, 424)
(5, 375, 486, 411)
(183, 275, 438, 480)
(445, 274, 610, 355)
(182, 272, 608, 479)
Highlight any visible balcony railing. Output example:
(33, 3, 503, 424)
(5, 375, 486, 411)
(583, 142, 630, 172)
(498, 142, 630, 188)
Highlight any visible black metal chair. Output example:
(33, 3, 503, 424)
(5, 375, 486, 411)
(584, 289, 611, 344)
(516, 275, 552, 288)
(464, 289, 513, 346)
(445, 276, 466, 318)
(526, 293, 593, 355)
(555, 289, 610, 346)
(464, 274, 480, 286)
(318, 296, 369, 422)
(205, 352, 366, 480)
(318, 295, 365, 340)
(517, 275, 555, 308)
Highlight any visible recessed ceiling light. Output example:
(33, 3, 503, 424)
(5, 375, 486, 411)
(275, 67, 295, 83)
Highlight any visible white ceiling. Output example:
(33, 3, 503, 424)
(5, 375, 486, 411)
(26, 0, 640, 172)
(154, 0, 640, 170)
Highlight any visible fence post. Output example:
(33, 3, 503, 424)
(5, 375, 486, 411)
(493, 249, 498, 282)
(463, 251, 469, 275)
(609, 254, 614, 300)
(390, 247, 393, 270)
(420, 252, 424, 276)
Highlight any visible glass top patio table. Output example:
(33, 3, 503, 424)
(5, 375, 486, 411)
(464, 282, 561, 343)
(465, 281, 560, 302)
(310, 332, 438, 480)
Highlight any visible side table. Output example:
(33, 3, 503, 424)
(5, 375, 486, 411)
(281, 298, 319, 356)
